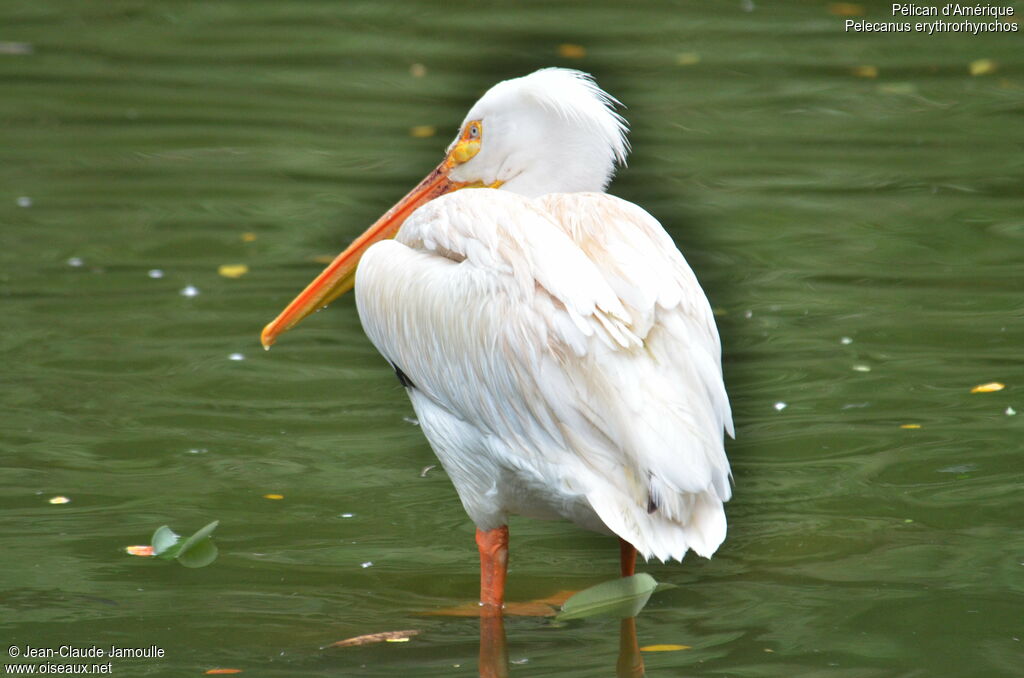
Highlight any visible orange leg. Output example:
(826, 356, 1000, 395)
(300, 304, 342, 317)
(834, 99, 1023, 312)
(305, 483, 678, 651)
(476, 525, 509, 615)
(619, 538, 637, 577)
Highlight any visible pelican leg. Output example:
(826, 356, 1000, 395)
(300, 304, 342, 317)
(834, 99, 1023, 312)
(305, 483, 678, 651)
(476, 525, 509, 615)
(619, 538, 637, 577)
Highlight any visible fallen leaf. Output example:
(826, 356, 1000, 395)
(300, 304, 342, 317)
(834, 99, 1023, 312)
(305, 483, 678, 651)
(675, 52, 701, 66)
(48, 496, 70, 505)
(969, 59, 997, 76)
(558, 43, 587, 59)
(900, 424, 921, 429)
(218, 264, 248, 278)
(640, 644, 691, 652)
(205, 670, 242, 675)
(326, 630, 420, 648)
(557, 574, 658, 621)
(971, 382, 1005, 393)
(263, 494, 284, 500)
(125, 545, 155, 557)
(852, 65, 878, 79)
(409, 125, 436, 138)
(828, 2, 865, 16)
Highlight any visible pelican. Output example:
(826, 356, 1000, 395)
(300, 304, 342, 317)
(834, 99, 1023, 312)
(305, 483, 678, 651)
(261, 68, 733, 613)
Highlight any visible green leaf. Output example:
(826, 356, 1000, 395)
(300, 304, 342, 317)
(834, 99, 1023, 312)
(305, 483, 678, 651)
(174, 520, 220, 568)
(151, 526, 180, 558)
(176, 537, 218, 568)
(556, 573, 659, 621)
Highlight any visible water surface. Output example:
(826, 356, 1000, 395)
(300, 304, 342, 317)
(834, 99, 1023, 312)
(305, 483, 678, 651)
(2, 1, 1023, 676)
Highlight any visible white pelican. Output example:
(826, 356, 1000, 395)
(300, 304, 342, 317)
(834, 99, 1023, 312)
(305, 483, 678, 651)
(261, 68, 733, 614)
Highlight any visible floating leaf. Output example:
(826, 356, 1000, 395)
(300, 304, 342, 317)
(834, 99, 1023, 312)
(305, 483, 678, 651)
(177, 537, 218, 568)
(205, 670, 242, 675)
(125, 545, 155, 557)
(828, 2, 865, 16)
(218, 264, 248, 278)
(900, 424, 921, 429)
(558, 43, 587, 59)
(263, 493, 284, 500)
(971, 382, 1004, 393)
(969, 59, 997, 76)
(640, 644, 691, 652)
(48, 496, 70, 505)
(326, 630, 420, 648)
(556, 573, 658, 621)
(852, 65, 878, 79)
(151, 526, 180, 557)
(173, 520, 220, 568)
(409, 125, 436, 138)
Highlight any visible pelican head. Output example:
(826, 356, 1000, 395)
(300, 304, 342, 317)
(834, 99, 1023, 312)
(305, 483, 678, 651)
(448, 68, 629, 197)
(261, 68, 629, 348)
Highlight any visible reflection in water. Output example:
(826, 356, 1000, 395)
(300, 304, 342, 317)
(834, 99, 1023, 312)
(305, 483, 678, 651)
(477, 614, 645, 678)
(615, 618, 644, 678)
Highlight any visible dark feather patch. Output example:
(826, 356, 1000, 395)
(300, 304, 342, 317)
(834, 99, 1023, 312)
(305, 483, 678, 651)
(646, 495, 658, 514)
(393, 364, 415, 389)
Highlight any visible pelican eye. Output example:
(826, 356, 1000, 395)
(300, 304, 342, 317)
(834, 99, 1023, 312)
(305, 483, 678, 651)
(466, 121, 481, 140)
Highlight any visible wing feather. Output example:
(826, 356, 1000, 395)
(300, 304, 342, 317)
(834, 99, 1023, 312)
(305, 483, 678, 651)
(355, 188, 733, 560)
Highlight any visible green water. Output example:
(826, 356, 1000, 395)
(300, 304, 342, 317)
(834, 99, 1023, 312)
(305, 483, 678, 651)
(2, 1, 1022, 675)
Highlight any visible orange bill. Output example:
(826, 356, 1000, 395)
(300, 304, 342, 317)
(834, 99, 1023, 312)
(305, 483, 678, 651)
(260, 157, 465, 349)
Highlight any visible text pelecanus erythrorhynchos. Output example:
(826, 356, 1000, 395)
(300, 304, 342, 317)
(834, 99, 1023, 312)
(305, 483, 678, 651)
(261, 68, 733, 613)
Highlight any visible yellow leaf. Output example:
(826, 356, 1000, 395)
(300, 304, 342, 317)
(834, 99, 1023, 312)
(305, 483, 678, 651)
(125, 545, 155, 557)
(409, 125, 436, 138)
(829, 2, 865, 16)
(640, 644, 692, 652)
(852, 65, 878, 79)
(558, 43, 587, 59)
(971, 382, 1005, 393)
(218, 264, 249, 278)
(48, 496, 70, 505)
(263, 493, 284, 500)
(900, 424, 921, 429)
(675, 52, 701, 66)
(969, 59, 997, 76)
(241, 232, 257, 243)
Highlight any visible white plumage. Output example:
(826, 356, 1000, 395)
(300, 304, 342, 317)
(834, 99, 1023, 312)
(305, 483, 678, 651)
(262, 68, 734, 586)
(356, 186, 732, 561)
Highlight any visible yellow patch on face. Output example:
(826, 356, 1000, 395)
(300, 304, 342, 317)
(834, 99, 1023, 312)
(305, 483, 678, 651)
(449, 119, 483, 165)
(459, 179, 504, 190)
(452, 139, 480, 163)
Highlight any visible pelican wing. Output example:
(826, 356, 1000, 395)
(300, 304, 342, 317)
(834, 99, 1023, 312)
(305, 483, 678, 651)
(355, 188, 732, 560)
